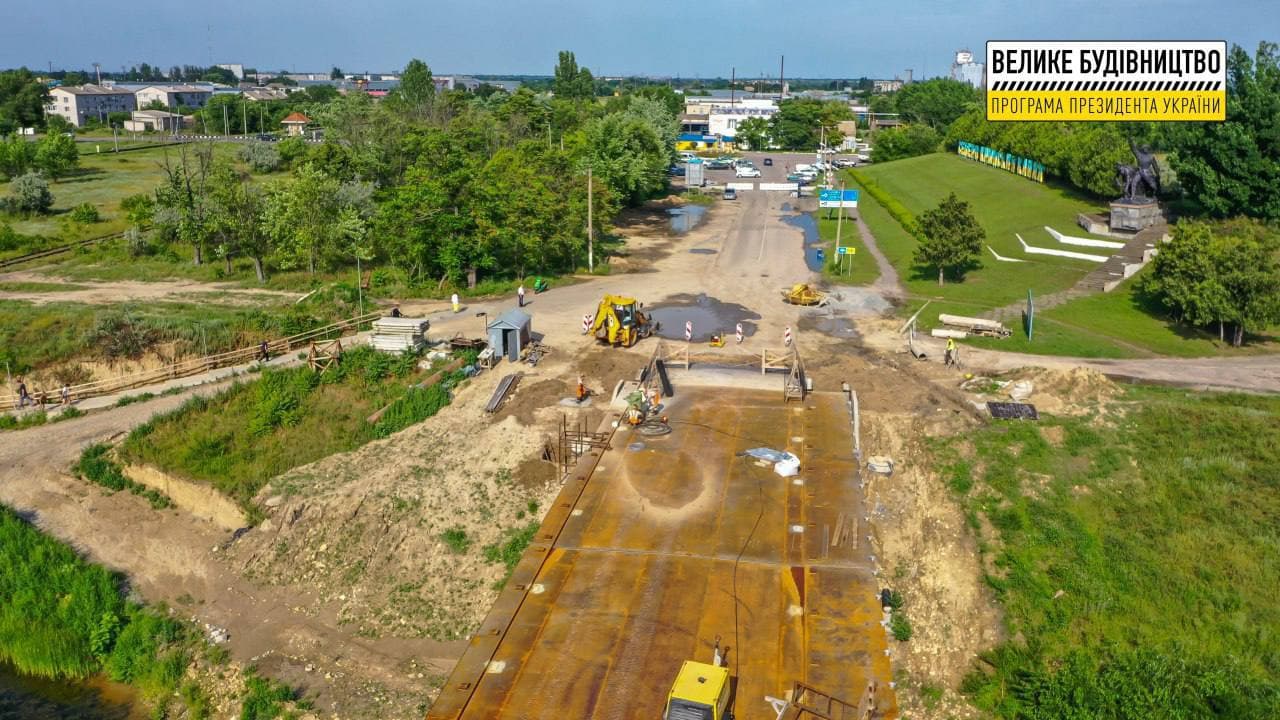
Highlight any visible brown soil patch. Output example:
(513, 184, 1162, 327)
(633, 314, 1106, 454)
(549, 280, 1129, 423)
(498, 378, 570, 425)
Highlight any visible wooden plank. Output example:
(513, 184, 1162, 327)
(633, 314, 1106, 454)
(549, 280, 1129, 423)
(485, 373, 523, 413)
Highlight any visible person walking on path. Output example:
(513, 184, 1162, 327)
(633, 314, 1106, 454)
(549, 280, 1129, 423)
(451, 293, 461, 313)
(259, 340, 271, 362)
(15, 378, 31, 408)
(518, 283, 526, 308)
(60, 384, 70, 406)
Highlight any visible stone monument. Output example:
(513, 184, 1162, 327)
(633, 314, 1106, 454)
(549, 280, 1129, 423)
(1110, 138, 1162, 232)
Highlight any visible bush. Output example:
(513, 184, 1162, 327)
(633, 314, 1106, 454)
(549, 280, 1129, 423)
(890, 612, 913, 641)
(240, 669, 295, 720)
(483, 521, 540, 574)
(441, 527, 471, 553)
(70, 202, 100, 224)
(239, 141, 281, 173)
(849, 170, 919, 235)
(4, 171, 53, 215)
(872, 124, 943, 163)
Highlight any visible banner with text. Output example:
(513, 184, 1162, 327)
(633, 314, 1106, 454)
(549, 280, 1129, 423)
(986, 40, 1226, 121)
(957, 141, 1044, 183)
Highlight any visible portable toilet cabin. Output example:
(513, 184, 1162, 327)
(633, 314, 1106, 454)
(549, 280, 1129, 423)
(487, 308, 532, 362)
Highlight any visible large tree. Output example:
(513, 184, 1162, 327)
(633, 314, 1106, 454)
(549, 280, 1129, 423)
(389, 59, 435, 120)
(1165, 42, 1280, 221)
(154, 143, 216, 265)
(579, 113, 668, 207)
(553, 51, 595, 101)
(913, 192, 985, 285)
(769, 99, 852, 150)
(872, 124, 942, 163)
(1139, 219, 1280, 346)
(206, 162, 272, 281)
(893, 78, 979, 130)
(0, 133, 37, 179)
(0, 69, 50, 135)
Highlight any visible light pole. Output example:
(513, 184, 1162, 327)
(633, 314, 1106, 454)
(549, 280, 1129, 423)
(586, 166, 594, 273)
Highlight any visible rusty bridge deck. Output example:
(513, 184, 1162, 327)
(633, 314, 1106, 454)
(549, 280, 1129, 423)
(427, 388, 897, 719)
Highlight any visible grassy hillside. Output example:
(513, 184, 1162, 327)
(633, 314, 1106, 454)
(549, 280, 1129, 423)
(934, 387, 1280, 718)
(850, 152, 1111, 308)
(852, 153, 1279, 358)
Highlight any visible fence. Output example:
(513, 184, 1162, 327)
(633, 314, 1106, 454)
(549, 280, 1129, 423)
(1, 311, 382, 412)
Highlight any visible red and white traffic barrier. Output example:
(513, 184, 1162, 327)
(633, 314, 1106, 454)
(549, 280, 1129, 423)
(735, 323, 744, 343)
(784, 326, 792, 347)
(685, 320, 693, 342)
(582, 314, 592, 334)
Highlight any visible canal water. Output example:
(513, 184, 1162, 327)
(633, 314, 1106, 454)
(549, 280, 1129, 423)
(0, 662, 143, 719)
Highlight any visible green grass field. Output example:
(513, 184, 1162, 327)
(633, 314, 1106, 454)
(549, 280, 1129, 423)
(850, 153, 1111, 308)
(0, 144, 272, 244)
(853, 153, 1279, 358)
(934, 387, 1280, 718)
(816, 209, 880, 286)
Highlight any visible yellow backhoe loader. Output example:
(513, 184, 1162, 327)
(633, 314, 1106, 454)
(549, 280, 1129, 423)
(591, 295, 658, 347)
(781, 283, 827, 307)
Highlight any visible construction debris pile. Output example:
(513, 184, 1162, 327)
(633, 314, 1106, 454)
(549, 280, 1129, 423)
(932, 314, 1010, 339)
(370, 317, 430, 353)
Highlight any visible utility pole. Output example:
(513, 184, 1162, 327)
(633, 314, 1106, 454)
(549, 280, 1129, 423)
(93, 62, 101, 85)
(356, 256, 364, 316)
(835, 180, 846, 274)
(587, 166, 594, 273)
(779, 55, 785, 100)
(222, 103, 229, 136)
(730, 66, 735, 106)
(242, 101, 248, 135)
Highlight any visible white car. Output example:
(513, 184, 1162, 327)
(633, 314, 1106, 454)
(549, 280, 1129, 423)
(735, 166, 762, 178)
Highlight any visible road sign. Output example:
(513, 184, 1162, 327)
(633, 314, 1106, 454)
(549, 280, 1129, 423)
(818, 189, 860, 208)
(836, 245, 856, 255)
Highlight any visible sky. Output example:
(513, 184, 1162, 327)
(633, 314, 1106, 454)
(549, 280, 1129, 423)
(2, 0, 1275, 79)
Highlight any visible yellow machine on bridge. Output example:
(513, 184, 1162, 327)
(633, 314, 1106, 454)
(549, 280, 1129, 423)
(664, 660, 732, 720)
(591, 295, 657, 347)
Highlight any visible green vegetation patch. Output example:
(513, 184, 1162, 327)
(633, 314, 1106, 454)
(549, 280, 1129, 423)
(849, 153, 1109, 307)
(815, 209, 879, 286)
(933, 388, 1280, 718)
(120, 346, 468, 511)
(0, 504, 188, 697)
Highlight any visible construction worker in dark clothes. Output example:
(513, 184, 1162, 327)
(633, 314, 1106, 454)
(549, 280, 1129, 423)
(16, 378, 31, 408)
(259, 340, 270, 362)
(390, 306, 402, 317)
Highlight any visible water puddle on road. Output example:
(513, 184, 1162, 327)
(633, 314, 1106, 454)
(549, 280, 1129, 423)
(688, 248, 717, 255)
(781, 212, 825, 271)
(646, 293, 762, 342)
(667, 204, 709, 234)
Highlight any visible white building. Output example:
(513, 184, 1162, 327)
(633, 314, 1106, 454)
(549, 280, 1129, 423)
(683, 97, 778, 142)
(950, 50, 984, 88)
(46, 85, 137, 127)
(122, 110, 188, 132)
(135, 85, 213, 110)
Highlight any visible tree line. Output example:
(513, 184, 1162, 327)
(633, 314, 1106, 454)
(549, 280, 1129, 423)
(129, 53, 677, 289)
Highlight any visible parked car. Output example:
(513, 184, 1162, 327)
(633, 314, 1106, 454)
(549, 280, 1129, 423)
(734, 158, 754, 168)
(735, 166, 762, 178)
(668, 165, 686, 176)
(678, 151, 698, 163)
(763, 157, 773, 166)
(723, 187, 737, 200)
(834, 158, 859, 168)
(706, 158, 733, 169)
(787, 173, 815, 185)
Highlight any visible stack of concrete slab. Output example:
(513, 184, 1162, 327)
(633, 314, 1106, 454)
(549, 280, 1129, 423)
(370, 317, 430, 353)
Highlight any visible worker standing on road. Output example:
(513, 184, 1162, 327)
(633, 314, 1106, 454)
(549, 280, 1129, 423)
(945, 338, 957, 367)
(518, 283, 526, 308)
(451, 292, 460, 313)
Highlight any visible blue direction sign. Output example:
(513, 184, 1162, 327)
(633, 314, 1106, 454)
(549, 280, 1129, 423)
(818, 189, 860, 208)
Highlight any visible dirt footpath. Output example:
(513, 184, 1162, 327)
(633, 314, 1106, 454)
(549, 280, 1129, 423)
(0, 270, 302, 305)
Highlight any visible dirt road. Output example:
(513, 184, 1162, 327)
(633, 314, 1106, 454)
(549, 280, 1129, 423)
(0, 270, 301, 305)
(0, 388, 466, 717)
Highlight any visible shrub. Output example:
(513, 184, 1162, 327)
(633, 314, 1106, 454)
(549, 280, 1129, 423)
(373, 383, 450, 438)
(849, 170, 918, 235)
(483, 521, 540, 574)
(4, 171, 53, 215)
(441, 528, 471, 553)
(238, 141, 281, 173)
(240, 669, 295, 720)
(872, 124, 943, 163)
(890, 612, 914, 641)
(70, 202, 101, 224)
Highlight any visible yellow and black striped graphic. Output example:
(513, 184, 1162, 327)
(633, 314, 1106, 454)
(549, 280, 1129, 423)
(986, 41, 1227, 122)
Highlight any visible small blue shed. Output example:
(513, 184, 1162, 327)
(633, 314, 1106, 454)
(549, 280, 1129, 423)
(487, 308, 532, 362)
